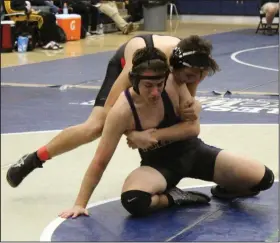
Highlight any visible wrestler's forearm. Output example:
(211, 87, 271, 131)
(75, 92, 127, 207)
(74, 162, 106, 208)
(186, 82, 198, 97)
(104, 89, 123, 113)
(153, 122, 200, 142)
(104, 69, 131, 112)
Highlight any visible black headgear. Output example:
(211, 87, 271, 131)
(129, 48, 170, 95)
(169, 47, 211, 70)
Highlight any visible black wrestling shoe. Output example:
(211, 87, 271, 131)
(168, 187, 211, 205)
(211, 185, 260, 200)
(6, 152, 43, 188)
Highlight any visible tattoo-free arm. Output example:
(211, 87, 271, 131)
(74, 107, 128, 208)
(186, 82, 199, 97)
(152, 119, 200, 142)
(103, 66, 132, 113)
(153, 83, 200, 142)
(103, 40, 142, 112)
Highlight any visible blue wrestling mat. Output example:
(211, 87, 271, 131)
(1, 86, 278, 133)
(40, 182, 279, 242)
(1, 29, 278, 133)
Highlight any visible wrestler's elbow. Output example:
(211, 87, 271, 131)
(192, 123, 200, 137)
(93, 156, 109, 172)
(88, 152, 108, 173)
(190, 124, 200, 137)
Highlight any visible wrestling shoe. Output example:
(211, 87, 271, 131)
(167, 187, 211, 205)
(6, 152, 43, 188)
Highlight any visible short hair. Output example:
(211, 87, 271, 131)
(132, 47, 169, 75)
(176, 35, 220, 74)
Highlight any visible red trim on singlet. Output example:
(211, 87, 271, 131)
(121, 57, 126, 69)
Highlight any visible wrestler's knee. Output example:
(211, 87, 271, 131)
(121, 190, 152, 216)
(250, 166, 274, 192)
(80, 107, 106, 142)
(81, 120, 104, 142)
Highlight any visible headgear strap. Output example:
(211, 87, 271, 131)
(129, 48, 170, 95)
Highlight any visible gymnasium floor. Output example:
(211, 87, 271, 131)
(1, 20, 279, 241)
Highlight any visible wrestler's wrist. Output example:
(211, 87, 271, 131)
(74, 201, 87, 208)
(152, 130, 161, 141)
(127, 130, 138, 140)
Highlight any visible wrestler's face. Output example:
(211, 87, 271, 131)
(173, 67, 208, 85)
(138, 71, 165, 104)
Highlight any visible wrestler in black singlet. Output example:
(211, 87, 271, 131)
(94, 34, 179, 107)
(124, 88, 222, 189)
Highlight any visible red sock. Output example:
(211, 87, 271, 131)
(37, 146, 50, 161)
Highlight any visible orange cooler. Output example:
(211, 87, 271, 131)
(56, 14, 81, 41)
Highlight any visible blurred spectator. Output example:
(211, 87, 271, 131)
(3, 0, 63, 49)
(260, 0, 279, 35)
(58, 0, 135, 35)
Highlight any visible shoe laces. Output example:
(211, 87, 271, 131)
(12, 155, 29, 168)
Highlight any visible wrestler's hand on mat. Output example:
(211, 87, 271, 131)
(126, 129, 158, 149)
(180, 98, 200, 122)
(59, 205, 89, 219)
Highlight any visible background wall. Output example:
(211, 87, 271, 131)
(175, 0, 260, 16)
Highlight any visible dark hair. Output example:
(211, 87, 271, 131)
(132, 47, 169, 75)
(176, 35, 220, 75)
(129, 47, 170, 94)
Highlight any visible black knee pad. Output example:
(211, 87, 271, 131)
(251, 166, 274, 192)
(121, 190, 152, 216)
